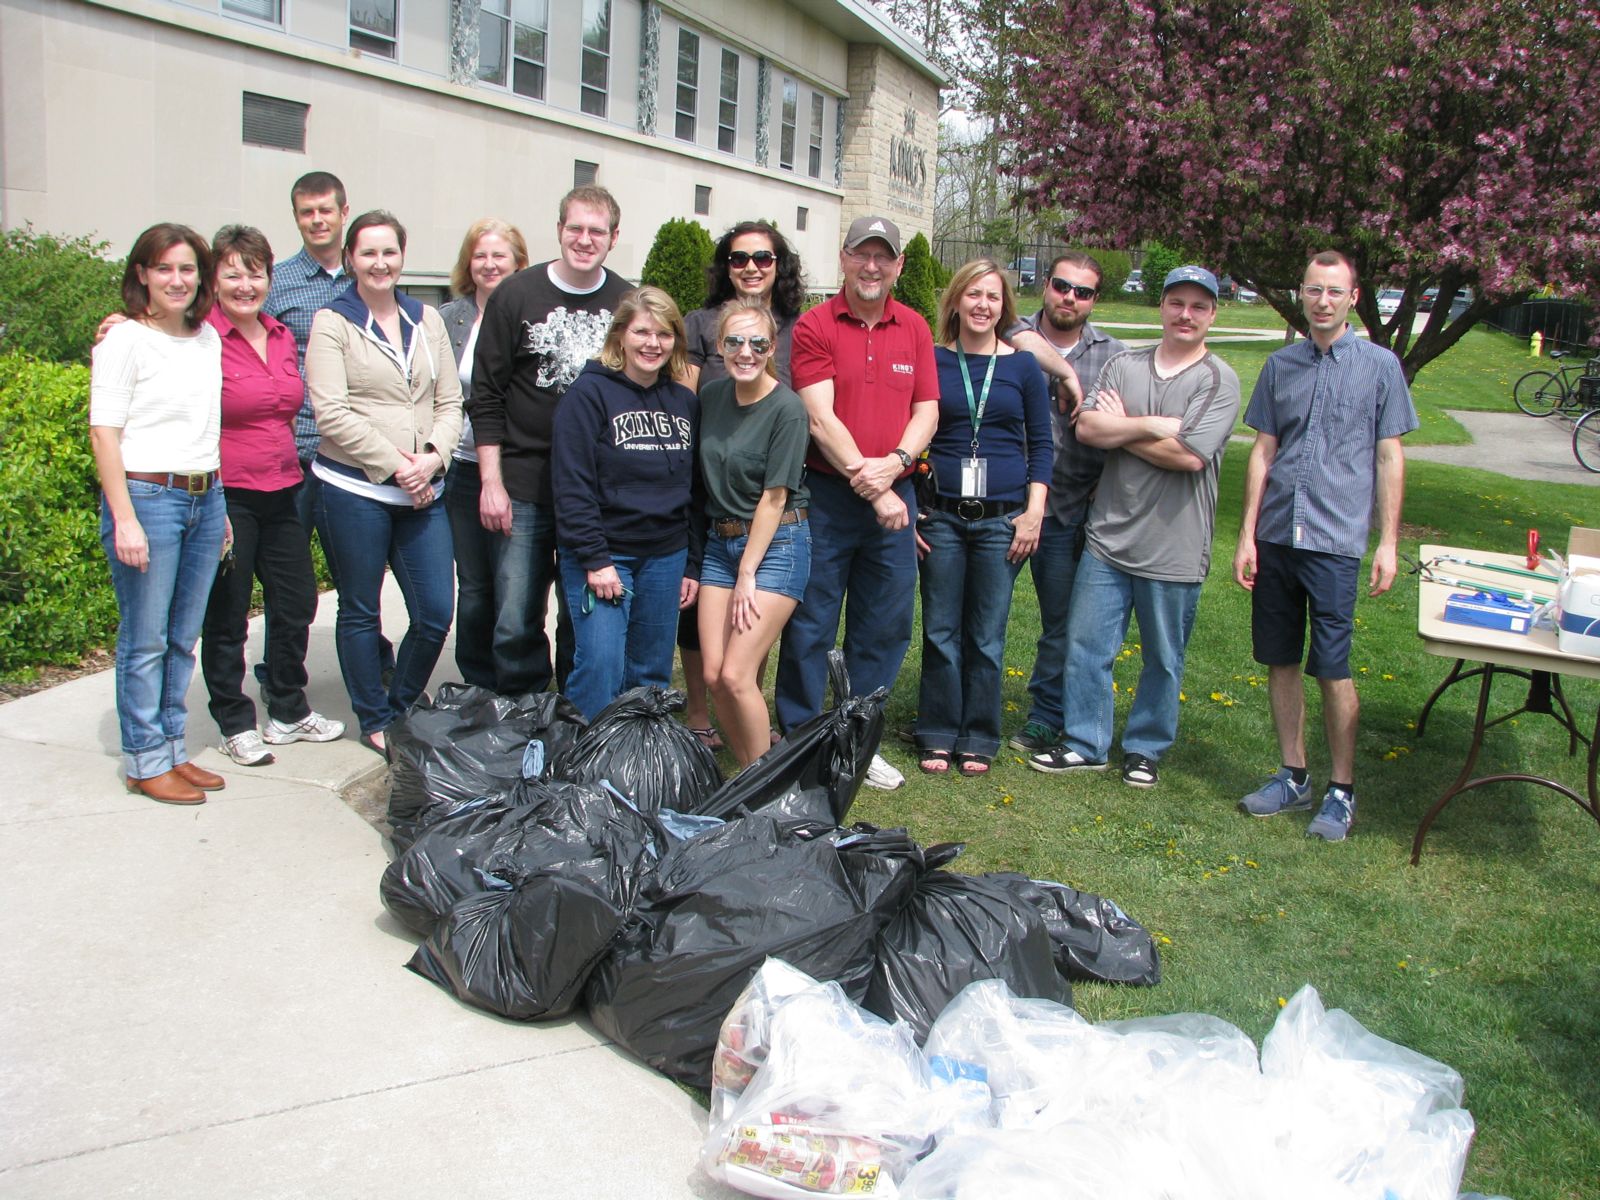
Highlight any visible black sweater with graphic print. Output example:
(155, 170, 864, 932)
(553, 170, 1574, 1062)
(552, 361, 702, 573)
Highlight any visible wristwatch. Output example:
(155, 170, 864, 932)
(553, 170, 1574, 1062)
(892, 448, 913, 471)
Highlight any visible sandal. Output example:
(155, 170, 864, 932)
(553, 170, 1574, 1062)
(689, 726, 725, 751)
(957, 753, 991, 777)
(918, 749, 953, 775)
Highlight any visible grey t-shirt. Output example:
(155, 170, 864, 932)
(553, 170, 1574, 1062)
(697, 377, 810, 521)
(685, 306, 796, 389)
(1084, 347, 1241, 583)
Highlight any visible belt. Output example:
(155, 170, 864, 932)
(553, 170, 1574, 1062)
(712, 508, 808, 539)
(125, 470, 219, 495)
(929, 494, 1020, 521)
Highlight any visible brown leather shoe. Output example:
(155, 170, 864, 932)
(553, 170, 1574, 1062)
(172, 760, 225, 791)
(125, 770, 206, 805)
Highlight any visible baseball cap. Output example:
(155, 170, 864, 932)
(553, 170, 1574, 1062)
(1162, 265, 1220, 298)
(843, 215, 902, 257)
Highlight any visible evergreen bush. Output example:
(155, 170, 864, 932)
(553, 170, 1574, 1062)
(894, 233, 940, 328)
(640, 218, 715, 316)
(0, 227, 124, 365)
(1138, 242, 1185, 305)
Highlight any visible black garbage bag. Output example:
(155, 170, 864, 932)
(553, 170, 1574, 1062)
(379, 779, 664, 938)
(406, 872, 624, 1020)
(988, 873, 1162, 986)
(387, 684, 587, 852)
(865, 864, 1072, 1044)
(552, 686, 722, 815)
(694, 649, 886, 825)
(585, 817, 925, 1086)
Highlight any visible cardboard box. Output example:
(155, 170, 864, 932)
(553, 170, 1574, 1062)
(1558, 527, 1600, 657)
(1445, 592, 1534, 635)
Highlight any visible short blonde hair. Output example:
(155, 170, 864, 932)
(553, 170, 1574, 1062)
(598, 286, 689, 382)
(715, 297, 780, 380)
(937, 258, 1017, 346)
(449, 218, 530, 298)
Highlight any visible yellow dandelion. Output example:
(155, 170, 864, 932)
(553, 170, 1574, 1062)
(1210, 690, 1225, 701)
(1381, 673, 1394, 681)
(1245, 860, 1258, 869)
(1277, 996, 1288, 1008)
(1178, 691, 1187, 702)
(1001, 795, 1014, 806)
(1397, 960, 1409, 970)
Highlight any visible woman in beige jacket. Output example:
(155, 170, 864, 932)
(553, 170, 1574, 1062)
(306, 210, 462, 755)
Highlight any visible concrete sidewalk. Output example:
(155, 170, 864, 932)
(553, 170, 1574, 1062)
(0, 578, 738, 1198)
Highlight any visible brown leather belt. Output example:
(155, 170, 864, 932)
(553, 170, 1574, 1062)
(712, 508, 808, 539)
(125, 471, 218, 495)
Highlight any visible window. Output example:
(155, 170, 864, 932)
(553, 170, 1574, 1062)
(717, 49, 738, 153)
(223, 0, 281, 23)
(242, 92, 307, 151)
(808, 93, 824, 178)
(674, 29, 699, 142)
(779, 77, 797, 171)
(478, 0, 548, 100)
(581, 0, 610, 118)
(694, 185, 711, 216)
(795, 206, 808, 232)
(574, 160, 598, 187)
(349, 0, 396, 58)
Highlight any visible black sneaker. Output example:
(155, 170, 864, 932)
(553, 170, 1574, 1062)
(1122, 753, 1159, 789)
(1009, 720, 1061, 753)
(1028, 746, 1107, 774)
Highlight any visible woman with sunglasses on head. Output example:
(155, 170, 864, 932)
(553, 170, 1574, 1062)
(552, 286, 701, 721)
(305, 211, 463, 756)
(914, 259, 1052, 778)
(678, 221, 806, 748)
(90, 223, 229, 804)
(437, 217, 530, 690)
(695, 299, 811, 767)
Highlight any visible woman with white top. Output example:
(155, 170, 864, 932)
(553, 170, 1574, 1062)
(305, 211, 463, 755)
(90, 223, 229, 805)
(438, 218, 530, 690)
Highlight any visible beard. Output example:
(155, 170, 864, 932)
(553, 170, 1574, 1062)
(1045, 304, 1087, 333)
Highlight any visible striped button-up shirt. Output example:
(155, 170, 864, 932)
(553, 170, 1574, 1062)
(1245, 326, 1418, 559)
(264, 247, 347, 461)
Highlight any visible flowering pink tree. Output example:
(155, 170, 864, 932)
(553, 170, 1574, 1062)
(989, 0, 1600, 379)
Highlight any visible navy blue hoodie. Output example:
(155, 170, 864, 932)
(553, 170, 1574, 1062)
(552, 361, 702, 572)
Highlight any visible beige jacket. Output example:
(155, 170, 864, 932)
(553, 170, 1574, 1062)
(306, 298, 463, 483)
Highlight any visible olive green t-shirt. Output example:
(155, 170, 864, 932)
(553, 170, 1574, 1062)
(697, 378, 811, 521)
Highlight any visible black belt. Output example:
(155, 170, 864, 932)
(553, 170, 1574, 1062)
(928, 494, 1020, 521)
(125, 470, 218, 495)
(712, 508, 808, 538)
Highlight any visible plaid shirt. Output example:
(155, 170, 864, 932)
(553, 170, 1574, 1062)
(264, 247, 347, 461)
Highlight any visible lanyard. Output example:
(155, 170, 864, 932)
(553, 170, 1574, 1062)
(956, 344, 998, 454)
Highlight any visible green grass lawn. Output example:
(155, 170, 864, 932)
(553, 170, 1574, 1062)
(700, 460, 1599, 1199)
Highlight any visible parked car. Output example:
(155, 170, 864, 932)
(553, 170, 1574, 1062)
(1010, 256, 1038, 288)
(1123, 269, 1144, 294)
(1418, 287, 1439, 312)
(1376, 288, 1405, 318)
(1236, 287, 1259, 304)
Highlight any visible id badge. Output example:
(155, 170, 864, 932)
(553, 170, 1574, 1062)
(961, 457, 988, 498)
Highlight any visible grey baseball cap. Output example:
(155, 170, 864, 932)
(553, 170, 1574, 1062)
(843, 215, 902, 257)
(1162, 265, 1220, 298)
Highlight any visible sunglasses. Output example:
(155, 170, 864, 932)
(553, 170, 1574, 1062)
(1049, 277, 1098, 300)
(728, 250, 777, 269)
(721, 334, 774, 356)
(580, 582, 633, 615)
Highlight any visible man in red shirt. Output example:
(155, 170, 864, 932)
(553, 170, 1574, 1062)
(774, 216, 939, 789)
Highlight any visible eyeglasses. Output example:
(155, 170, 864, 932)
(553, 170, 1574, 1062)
(1301, 286, 1350, 301)
(721, 334, 774, 356)
(1049, 277, 1098, 300)
(728, 250, 777, 269)
(844, 248, 898, 267)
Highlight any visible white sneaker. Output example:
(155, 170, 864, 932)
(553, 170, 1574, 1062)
(864, 752, 905, 791)
(221, 729, 275, 766)
(263, 711, 347, 745)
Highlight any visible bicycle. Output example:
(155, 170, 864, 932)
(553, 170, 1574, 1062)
(1573, 406, 1600, 473)
(1512, 350, 1600, 417)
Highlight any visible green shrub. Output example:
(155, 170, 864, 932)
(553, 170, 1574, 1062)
(0, 227, 124, 365)
(0, 353, 119, 672)
(1138, 242, 1185, 305)
(640, 217, 715, 316)
(1082, 247, 1132, 296)
(895, 232, 940, 328)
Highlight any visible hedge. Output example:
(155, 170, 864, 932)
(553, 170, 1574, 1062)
(0, 227, 124, 365)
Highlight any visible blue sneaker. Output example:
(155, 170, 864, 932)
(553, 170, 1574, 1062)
(1238, 767, 1313, 816)
(1306, 786, 1356, 841)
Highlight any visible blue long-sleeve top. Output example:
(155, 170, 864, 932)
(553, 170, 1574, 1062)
(928, 346, 1053, 503)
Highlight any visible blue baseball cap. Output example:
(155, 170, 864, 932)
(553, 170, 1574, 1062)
(1162, 265, 1220, 298)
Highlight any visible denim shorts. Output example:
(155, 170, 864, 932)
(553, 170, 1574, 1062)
(699, 519, 812, 601)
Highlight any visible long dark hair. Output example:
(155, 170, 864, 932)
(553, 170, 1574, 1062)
(121, 223, 215, 329)
(704, 220, 805, 320)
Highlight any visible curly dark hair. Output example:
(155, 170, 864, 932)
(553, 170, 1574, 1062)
(704, 221, 806, 320)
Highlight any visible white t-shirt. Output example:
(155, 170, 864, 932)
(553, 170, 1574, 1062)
(454, 316, 482, 464)
(90, 319, 222, 472)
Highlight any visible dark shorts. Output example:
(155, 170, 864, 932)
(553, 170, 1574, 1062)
(1251, 541, 1359, 679)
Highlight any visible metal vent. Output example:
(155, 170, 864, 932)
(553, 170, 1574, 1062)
(242, 92, 308, 152)
(574, 160, 598, 186)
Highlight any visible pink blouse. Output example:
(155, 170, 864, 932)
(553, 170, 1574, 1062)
(206, 307, 304, 491)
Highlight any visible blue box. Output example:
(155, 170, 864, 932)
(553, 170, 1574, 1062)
(1443, 591, 1534, 635)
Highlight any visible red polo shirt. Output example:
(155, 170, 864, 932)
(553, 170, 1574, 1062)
(790, 292, 939, 476)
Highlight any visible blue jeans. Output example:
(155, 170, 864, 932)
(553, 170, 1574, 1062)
(915, 507, 1023, 757)
(1061, 550, 1201, 763)
(1024, 504, 1089, 733)
(101, 482, 226, 778)
(444, 460, 500, 690)
(490, 497, 573, 696)
(775, 473, 917, 731)
(317, 484, 455, 735)
(559, 548, 687, 721)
